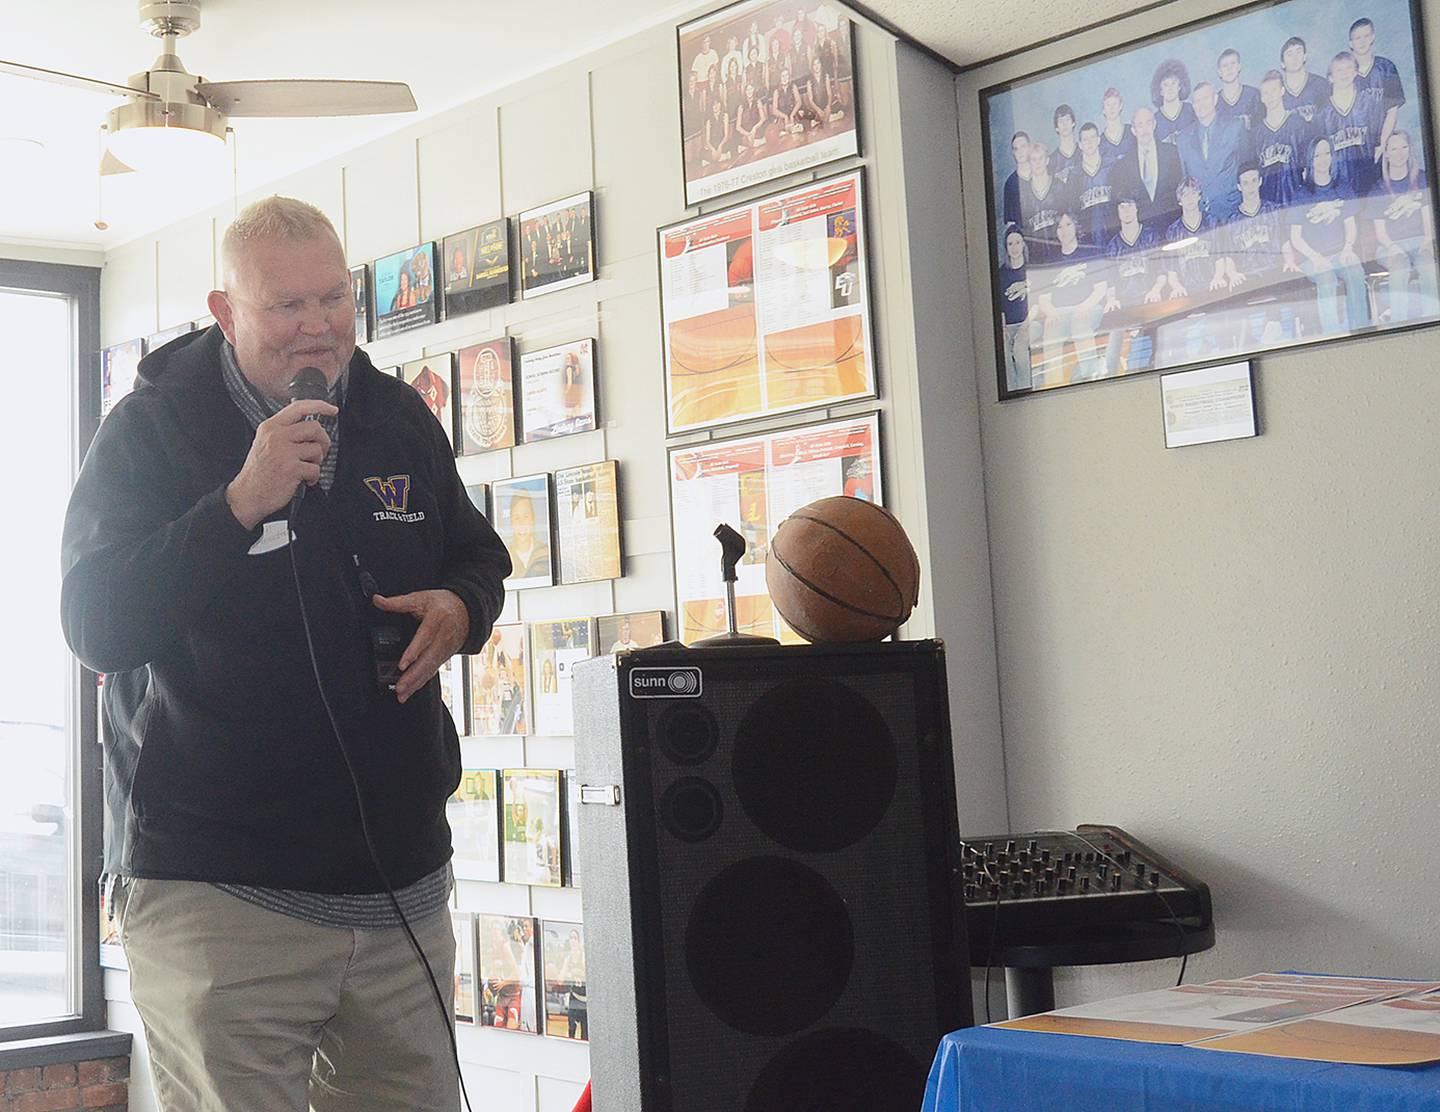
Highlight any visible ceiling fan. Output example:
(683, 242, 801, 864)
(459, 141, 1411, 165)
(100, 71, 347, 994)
(0, 0, 417, 176)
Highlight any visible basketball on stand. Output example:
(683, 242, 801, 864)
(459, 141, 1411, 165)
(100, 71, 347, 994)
(766, 496, 920, 643)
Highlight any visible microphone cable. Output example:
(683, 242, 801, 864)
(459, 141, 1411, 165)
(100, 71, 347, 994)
(286, 501, 475, 1112)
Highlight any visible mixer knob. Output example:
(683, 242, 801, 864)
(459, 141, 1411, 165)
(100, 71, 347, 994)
(984, 842, 995, 858)
(1081, 877, 1091, 892)
(1027, 840, 1039, 856)
(1040, 849, 1052, 864)
(1150, 872, 1162, 887)
(1110, 873, 1122, 891)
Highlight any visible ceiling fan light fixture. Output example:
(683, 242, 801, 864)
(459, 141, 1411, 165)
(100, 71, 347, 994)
(105, 97, 226, 175)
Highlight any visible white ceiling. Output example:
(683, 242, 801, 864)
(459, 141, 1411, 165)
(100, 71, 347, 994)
(0, 0, 1146, 251)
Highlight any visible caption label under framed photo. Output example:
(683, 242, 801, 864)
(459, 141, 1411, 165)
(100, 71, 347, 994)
(1160, 360, 1258, 447)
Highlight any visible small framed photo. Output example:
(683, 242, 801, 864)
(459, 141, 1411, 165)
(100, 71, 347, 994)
(541, 920, 588, 1041)
(465, 482, 489, 519)
(502, 768, 564, 888)
(478, 914, 540, 1032)
(438, 655, 468, 735)
(1160, 359, 1258, 448)
(562, 769, 582, 887)
(518, 192, 596, 298)
(492, 474, 555, 590)
(456, 337, 517, 454)
(372, 242, 439, 338)
(147, 321, 195, 354)
(452, 912, 478, 1024)
(443, 218, 512, 317)
(98, 879, 126, 970)
(554, 460, 622, 584)
(519, 338, 597, 442)
(468, 623, 528, 736)
(448, 768, 502, 882)
(401, 353, 457, 448)
(530, 619, 594, 736)
(349, 264, 371, 343)
(597, 611, 668, 653)
(100, 337, 145, 418)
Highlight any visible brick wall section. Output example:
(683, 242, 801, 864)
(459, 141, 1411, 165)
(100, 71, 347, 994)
(1, 1056, 128, 1111)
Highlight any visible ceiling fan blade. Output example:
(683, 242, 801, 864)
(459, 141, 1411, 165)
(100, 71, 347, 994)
(0, 57, 159, 101)
(100, 150, 136, 176)
(196, 79, 416, 117)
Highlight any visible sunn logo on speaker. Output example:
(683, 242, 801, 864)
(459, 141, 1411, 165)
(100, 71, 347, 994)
(629, 666, 703, 699)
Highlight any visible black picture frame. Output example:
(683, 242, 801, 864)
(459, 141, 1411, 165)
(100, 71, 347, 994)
(676, 0, 861, 207)
(349, 263, 371, 344)
(517, 192, 597, 299)
(981, 0, 1439, 400)
(372, 241, 440, 339)
(442, 217, 512, 318)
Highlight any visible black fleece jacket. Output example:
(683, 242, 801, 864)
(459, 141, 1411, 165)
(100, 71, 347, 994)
(61, 327, 510, 892)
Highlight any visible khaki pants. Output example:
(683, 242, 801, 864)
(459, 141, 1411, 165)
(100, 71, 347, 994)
(115, 878, 460, 1112)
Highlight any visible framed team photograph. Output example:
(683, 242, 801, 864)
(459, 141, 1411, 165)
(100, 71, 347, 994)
(518, 338, 597, 442)
(452, 912, 478, 1024)
(443, 218, 512, 318)
(465, 482, 489, 519)
(455, 338, 516, 455)
(518, 192, 596, 298)
(669, 411, 881, 644)
(438, 655, 468, 736)
(530, 619, 594, 736)
(562, 768, 582, 887)
(659, 168, 876, 433)
(492, 474, 555, 590)
(542, 920, 588, 1041)
(502, 768, 563, 887)
(478, 914, 540, 1032)
(597, 611, 668, 653)
(147, 321, 195, 354)
(448, 768, 502, 882)
(553, 460, 623, 584)
(372, 241, 440, 338)
(983, 0, 1438, 399)
(468, 623, 529, 736)
(677, 0, 859, 206)
(401, 353, 457, 448)
(100, 337, 145, 418)
(349, 264, 371, 343)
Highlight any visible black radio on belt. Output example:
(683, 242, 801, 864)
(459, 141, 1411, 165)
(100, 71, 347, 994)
(357, 568, 415, 693)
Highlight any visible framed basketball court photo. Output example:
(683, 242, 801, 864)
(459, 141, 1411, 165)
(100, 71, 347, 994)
(982, 0, 1438, 399)
(677, 0, 859, 206)
(659, 168, 876, 433)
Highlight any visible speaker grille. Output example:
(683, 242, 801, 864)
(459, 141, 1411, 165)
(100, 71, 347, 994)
(685, 857, 854, 1036)
(744, 1027, 926, 1112)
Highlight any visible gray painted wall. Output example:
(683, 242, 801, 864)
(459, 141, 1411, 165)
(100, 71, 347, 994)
(955, 0, 1440, 1011)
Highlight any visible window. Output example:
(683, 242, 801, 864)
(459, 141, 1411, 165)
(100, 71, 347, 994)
(0, 260, 102, 1040)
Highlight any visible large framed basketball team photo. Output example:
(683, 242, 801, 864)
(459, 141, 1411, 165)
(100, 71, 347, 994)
(659, 168, 875, 433)
(677, 0, 859, 205)
(982, 0, 1437, 399)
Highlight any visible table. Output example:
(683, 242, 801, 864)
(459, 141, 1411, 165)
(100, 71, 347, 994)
(921, 1024, 1440, 1112)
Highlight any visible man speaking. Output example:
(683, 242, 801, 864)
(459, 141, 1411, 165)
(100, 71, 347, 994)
(61, 197, 510, 1111)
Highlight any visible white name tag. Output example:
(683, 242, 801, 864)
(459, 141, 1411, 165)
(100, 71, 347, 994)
(247, 519, 292, 556)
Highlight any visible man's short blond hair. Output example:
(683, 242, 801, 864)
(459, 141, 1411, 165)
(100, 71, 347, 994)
(220, 196, 342, 290)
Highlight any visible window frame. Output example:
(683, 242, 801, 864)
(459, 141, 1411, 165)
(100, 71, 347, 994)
(0, 257, 104, 1041)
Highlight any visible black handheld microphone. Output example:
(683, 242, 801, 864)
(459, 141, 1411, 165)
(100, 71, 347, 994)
(287, 367, 328, 508)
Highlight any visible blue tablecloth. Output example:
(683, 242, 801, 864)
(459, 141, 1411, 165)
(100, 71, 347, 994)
(921, 1025, 1440, 1112)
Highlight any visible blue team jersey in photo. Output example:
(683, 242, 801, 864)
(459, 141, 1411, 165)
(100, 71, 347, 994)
(1217, 84, 1263, 131)
(1164, 212, 1220, 290)
(1155, 102, 1195, 145)
(1099, 124, 1136, 168)
(1021, 176, 1069, 263)
(1354, 54, 1406, 111)
(1251, 111, 1312, 208)
(1050, 145, 1081, 180)
(1224, 201, 1287, 278)
(1069, 161, 1115, 248)
(1281, 72, 1331, 122)
(1293, 179, 1356, 258)
(1368, 169, 1429, 242)
(1042, 244, 1103, 309)
(1315, 87, 1388, 196)
(997, 263, 1030, 325)
(1105, 225, 1162, 305)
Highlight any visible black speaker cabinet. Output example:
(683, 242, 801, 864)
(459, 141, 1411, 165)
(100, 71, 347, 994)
(573, 640, 971, 1112)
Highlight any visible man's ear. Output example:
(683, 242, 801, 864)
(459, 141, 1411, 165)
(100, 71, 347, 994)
(206, 290, 237, 345)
